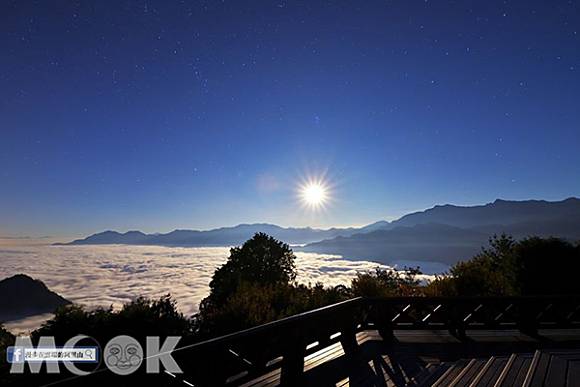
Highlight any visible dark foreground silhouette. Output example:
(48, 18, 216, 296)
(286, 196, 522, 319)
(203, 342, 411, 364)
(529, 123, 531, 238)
(1, 233, 580, 385)
(0, 274, 71, 322)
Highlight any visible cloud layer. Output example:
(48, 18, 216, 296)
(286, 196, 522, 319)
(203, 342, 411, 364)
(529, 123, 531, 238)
(0, 244, 433, 332)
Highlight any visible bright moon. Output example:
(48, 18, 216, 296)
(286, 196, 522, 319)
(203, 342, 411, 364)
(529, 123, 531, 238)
(301, 182, 328, 208)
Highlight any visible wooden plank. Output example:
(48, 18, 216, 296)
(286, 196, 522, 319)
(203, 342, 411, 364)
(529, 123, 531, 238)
(512, 356, 533, 386)
(529, 352, 552, 387)
(522, 350, 541, 387)
(241, 335, 580, 387)
(416, 363, 452, 387)
(498, 355, 526, 387)
(527, 351, 580, 387)
(478, 357, 508, 387)
(544, 353, 567, 387)
(303, 345, 344, 372)
(566, 360, 580, 387)
(304, 341, 342, 362)
(469, 356, 495, 387)
(433, 359, 468, 387)
(457, 358, 486, 386)
(240, 368, 280, 387)
(493, 353, 517, 387)
(448, 358, 477, 387)
(409, 363, 438, 386)
(409, 363, 441, 386)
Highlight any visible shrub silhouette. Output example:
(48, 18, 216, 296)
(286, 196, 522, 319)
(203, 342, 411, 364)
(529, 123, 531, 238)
(512, 236, 580, 295)
(426, 234, 580, 296)
(351, 267, 422, 298)
(33, 295, 192, 345)
(0, 325, 14, 381)
(0, 297, 192, 386)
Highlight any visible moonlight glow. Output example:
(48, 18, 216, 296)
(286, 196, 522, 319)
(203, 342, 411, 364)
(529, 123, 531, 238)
(300, 181, 329, 209)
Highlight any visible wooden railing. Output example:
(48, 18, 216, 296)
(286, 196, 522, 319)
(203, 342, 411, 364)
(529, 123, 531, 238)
(171, 296, 580, 386)
(364, 296, 580, 340)
(172, 298, 364, 386)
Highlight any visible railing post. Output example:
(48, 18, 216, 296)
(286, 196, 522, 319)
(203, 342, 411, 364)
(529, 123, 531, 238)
(518, 298, 539, 338)
(340, 325, 359, 356)
(378, 325, 395, 342)
(374, 300, 395, 343)
(339, 300, 362, 356)
(280, 338, 305, 386)
(448, 300, 467, 341)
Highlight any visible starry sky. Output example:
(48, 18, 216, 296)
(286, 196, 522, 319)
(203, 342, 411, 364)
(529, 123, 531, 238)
(1, 0, 579, 238)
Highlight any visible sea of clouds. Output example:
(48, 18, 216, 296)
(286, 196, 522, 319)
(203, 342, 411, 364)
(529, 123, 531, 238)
(0, 244, 434, 332)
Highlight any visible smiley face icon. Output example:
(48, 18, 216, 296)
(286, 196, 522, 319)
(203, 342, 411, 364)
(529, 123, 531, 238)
(104, 335, 143, 375)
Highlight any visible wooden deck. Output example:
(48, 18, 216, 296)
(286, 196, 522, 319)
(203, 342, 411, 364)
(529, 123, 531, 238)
(232, 329, 580, 386)
(48, 296, 580, 386)
(158, 296, 580, 386)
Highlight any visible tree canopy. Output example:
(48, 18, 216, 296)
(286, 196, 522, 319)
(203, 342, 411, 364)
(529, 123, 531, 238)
(206, 232, 297, 305)
(426, 234, 580, 296)
(192, 233, 401, 336)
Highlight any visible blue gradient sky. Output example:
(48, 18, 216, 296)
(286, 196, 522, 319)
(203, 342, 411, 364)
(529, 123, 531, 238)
(1, 0, 579, 237)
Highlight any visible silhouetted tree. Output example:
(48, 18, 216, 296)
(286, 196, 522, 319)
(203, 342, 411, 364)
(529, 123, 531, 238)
(512, 236, 580, 295)
(195, 233, 351, 336)
(351, 267, 423, 297)
(205, 232, 296, 305)
(444, 234, 517, 296)
(0, 297, 192, 387)
(426, 235, 580, 296)
(33, 295, 192, 345)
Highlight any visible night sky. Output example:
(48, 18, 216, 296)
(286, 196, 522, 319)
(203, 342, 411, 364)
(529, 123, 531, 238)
(1, 0, 579, 237)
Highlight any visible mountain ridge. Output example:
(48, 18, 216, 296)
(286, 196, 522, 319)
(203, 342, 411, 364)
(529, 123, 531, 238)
(0, 274, 71, 322)
(58, 222, 360, 247)
(301, 197, 580, 268)
(58, 198, 580, 269)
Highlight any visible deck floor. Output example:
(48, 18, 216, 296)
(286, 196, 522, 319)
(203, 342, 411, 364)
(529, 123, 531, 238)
(242, 329, 580, 386)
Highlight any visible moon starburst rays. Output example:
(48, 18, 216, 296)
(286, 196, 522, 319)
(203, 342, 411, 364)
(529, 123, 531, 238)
(298, 178, 331, 210)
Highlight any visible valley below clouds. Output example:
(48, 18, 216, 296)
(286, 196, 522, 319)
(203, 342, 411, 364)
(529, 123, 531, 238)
(0, 244, 433, 332)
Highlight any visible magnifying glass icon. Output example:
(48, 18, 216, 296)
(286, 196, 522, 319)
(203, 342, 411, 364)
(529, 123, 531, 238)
(84, 349, 94, 360)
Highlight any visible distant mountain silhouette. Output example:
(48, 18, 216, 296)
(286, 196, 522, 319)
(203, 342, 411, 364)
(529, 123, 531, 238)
(0, 274, 71, 322)
(59, 198, 580, 271)
(60, 223, 360, 247)
(302, 198, 580, 269)
(357, 220, 392, 233)
(390, 198, 580, 229)
(302, 223, 489, 266)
